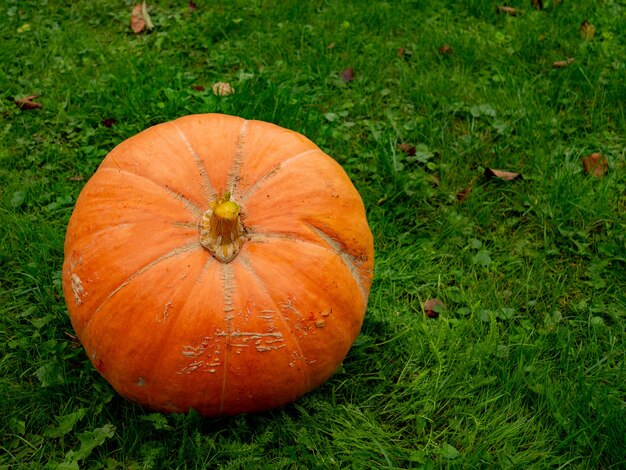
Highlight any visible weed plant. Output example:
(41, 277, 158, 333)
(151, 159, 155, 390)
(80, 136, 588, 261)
(1, 0, 625, 468)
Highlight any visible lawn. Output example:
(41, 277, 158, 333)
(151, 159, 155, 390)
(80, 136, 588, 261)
(1, 0, 625, 468)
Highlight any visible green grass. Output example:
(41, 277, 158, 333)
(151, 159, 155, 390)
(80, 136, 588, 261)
(1, 0, 625, 468)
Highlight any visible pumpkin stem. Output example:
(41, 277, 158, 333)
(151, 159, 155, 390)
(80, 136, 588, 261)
(200, 193, 245, 263)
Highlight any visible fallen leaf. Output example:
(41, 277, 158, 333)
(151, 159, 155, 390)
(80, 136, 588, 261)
(188, 1, 198, 11)
(65, 332, 82, 349)
(191, 84, 205, 91)
(15, 95, 42, 110)
(130, 4, 145, 33)
(438, 44, 453, 55)
(579, 20, 596, 40)
(326, 42, 336, 50)
(423, 299, 445, 318)
(484, 168, 522, 181)
(340, 67, 354, 83)
(131, 2, 154, 34)
(407, 143, 435, 163)
(212, 82, 234, 96)
(581, 153, 608, 177)
(397, 47, 413, 59)
(531, 0, 543, 10)
(497, 5, 522, 16)
(456, 175, 479, 202)
(101, 118, 116, 128)
(456, 186, 473, 202)
(397, 143, 416, 156)
(552, 57, 575, 68)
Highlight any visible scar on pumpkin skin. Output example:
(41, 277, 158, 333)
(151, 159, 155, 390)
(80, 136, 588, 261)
(156, 301, 173, 323)
(214, 330, 286, 353)
(237, 254, 312, 387)
(71, 273, 86, 305)
(218, 262, 236, 413)
(178, 360, 204, 375)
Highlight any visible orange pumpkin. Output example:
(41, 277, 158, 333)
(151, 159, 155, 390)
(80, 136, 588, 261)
(62, 113, 374, 416)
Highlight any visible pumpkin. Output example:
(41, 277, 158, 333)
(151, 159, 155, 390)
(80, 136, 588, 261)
(62, 113, 374, 416)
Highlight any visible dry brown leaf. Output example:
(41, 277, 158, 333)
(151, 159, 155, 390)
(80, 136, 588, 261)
(456, 186, 473, 202)
(438, 44, 453, 55)
(531, 0, 543, 10)
(397, 47, 413, 59)
(15, 95, 42, 110)
(340, 67, 354, 83)
(130, 4, 145, 33)
(552, 57, 575, 68)
(497, 5, 522, 16)
(579, 20, 596, 40)
(423, 298, 444, 318)
(188, 1, 198, 11)
(581, 153, 608, 177)
(398, 143, 416, 156)
(456, 175, 479, 202)
(191, 84, 205, 91)
(212, 82, 234, 96)
(65, 331, 82, 349)
(131, 2, 154, 34)
(101, 118, 116, 128)
(130, 4, 144, 33)
(484, 168, 522, 181)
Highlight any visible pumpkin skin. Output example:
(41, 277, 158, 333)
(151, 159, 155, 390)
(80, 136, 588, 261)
(62, 113, 374, 416)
